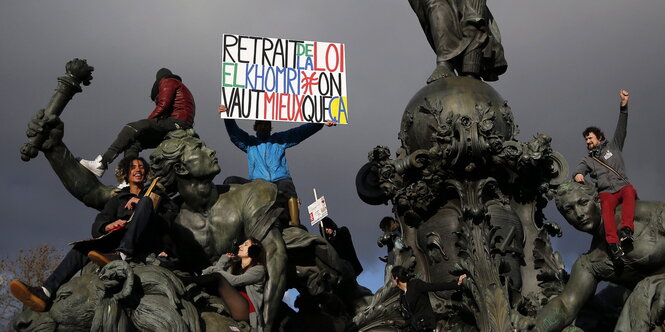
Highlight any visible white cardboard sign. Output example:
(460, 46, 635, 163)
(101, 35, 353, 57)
(307, 196, 328, 226)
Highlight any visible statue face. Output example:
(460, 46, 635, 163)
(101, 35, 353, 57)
(557, 191, 600, 233)
(181, 139, 221, 178)
(14, 275, 102, 332)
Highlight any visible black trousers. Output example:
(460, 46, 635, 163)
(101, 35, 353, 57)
(43, 197, 155, 294)
(224, 176, 297, 199)
(101, 118, 191, 165)
(224, 176, 296, 226)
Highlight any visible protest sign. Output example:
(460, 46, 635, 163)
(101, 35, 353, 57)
(220, 34, 348, 124)
(307, 196, 328, 226)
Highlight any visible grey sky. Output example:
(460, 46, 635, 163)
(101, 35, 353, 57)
(1, 0, 664, 293)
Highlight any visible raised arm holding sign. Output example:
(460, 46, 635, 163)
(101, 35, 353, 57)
(219, 105, 335, 226)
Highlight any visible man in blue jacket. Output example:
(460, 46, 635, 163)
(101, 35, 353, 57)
(219, 105, 335, 225)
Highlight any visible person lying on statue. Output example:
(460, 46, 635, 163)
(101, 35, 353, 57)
(9, 156, 177, 312)
(181, 237, 268, 331)
(532, 181, 665, 331)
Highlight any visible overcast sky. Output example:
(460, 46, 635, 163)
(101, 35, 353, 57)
(2, 0, 664, 294)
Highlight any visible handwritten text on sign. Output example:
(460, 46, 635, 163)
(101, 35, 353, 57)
(221, 34, 348, 124)
(307, 196, 328, 226)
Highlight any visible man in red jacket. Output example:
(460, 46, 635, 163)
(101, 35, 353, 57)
(80, 68, 195, 177)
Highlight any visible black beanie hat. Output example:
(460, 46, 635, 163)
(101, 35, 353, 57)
(156, 68, 173, 80)
(151, 68, 175, 101)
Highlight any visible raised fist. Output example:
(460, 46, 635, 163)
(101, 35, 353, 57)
(20, 108, 64, 161)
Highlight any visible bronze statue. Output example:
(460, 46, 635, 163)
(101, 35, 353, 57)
(532, 181, 665, 331)
(13, 261, 201, 332)
(16, 60, 375, 331)
(19, 63, 287, 330)
(408, 0, 507, 83)
(355, 76, 568, 331)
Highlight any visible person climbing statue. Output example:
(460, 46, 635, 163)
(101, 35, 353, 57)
(80, 68, 195, 177)
(219, 104, 335, 225)
(573, 90, 636, 260)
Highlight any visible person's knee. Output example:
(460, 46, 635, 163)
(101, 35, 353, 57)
(138, 196, 152, 204)
(600, 200, 614, 210)
(600, 195, 617, 207)
(135, 196, 154, 213)
(224, 176, 249, 185)
(627, 186, 638, 197)
(126, 119, 153, 132)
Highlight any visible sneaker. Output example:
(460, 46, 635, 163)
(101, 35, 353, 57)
(9, 280, 51, 312)
(618, 227, 634, 243)
(116, 181, 129, 189)
(80, 155, 106, 177)
(88, 251, 123, 267)
(608, 243, 624, 260)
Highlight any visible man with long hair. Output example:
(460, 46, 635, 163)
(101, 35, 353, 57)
(10, 156, 174, 312)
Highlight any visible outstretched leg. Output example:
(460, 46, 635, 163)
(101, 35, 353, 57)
(182, 273, 250, 322)
(101, 119, 156, 166)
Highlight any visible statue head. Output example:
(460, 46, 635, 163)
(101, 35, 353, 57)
(13, 262, 198, 332)
(13, 273, 104, 332)
(555, 181, 601, 233)
(150, 129, 221, 192)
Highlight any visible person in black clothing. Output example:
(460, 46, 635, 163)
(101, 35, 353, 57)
(378, 216, 404, 265)
(391, 266, 466, 331)
(321, 217, 363, 277)
(9, 157, 175, 312)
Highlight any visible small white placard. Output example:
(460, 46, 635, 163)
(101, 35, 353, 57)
(307, 196, 328, 226)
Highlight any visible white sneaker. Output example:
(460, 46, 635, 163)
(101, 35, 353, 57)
(80, 155, 106, 177)
(116, 181, 129, 189)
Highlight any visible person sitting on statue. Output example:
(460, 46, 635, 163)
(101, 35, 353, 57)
(218, 104, 335, 225)
(391, 266, 466, 332)
(531, 181, 665, 331)
(321, 216, 363, 277)
(23, 94, 287, 329)
(181, 237, 267, 331)
(80, 68, 195, 178)
(573, 90, 636, 260)
(9, 156, 176, 312)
